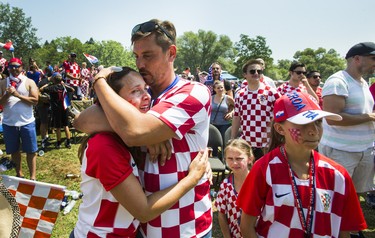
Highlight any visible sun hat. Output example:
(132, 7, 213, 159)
(273, 92, 342, 125)
(345, 42, 375, 59)
(0, 180, 21, 238)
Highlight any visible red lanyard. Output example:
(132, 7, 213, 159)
(280, 146, 315, 238)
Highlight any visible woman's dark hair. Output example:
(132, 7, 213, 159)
(266, 120, 285, 153)
(77, 66, 138, 163)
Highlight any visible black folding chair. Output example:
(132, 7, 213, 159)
(208, 124, 226, 188)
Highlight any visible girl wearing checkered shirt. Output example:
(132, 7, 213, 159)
(237, 92, 367, 238)
(215, 139, 254, 238)
(72, 67, 209, 238)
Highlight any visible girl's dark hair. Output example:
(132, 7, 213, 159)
(266, 120, 285, 153)
(77, 66, 138, 163)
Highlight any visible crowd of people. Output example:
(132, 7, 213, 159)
(0, 17, 374, 238)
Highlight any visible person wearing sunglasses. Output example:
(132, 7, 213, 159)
(306, 70, 323, 107)
(231, 59, 280, 160)
(73, 19, 213, 238)
(277, 61, 319, 102)
(319, 42, 375, 226)
(0, 58, 39, 180)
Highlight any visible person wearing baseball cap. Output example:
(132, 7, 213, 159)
(237, 92, 367, 238)
(319, 42, 375, 213)
(0, 57, 39, 180)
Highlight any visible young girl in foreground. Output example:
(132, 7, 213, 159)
(237, 92, 367, 238)
(215, 139, 254, 238)
(71, 67, 209, 238)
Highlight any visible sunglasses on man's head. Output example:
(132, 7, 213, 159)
(293, 71, 307, 75)
(248, 69, 263, 75)
(132, 21, 173, 41)
(8, 65, 21, 69)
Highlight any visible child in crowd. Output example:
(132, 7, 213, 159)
(215, 139, 254, 238)
(71, 67, 209, 238)
(237, 92, 367, 237)
(40, 73, 74, 149)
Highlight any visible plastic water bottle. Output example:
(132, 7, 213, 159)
(60, 195, 69, 211)
(63, 200, 77, 215)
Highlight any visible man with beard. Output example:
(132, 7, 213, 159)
(74, 19, 212, 238)
(318, 42, 375, 220)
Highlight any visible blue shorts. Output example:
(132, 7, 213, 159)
(3, 121, 38, 154)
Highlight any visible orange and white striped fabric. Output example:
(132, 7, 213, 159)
(1, 175, 66, 238)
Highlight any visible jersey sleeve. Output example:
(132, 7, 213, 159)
(148, 82, 211, 139)
(215, 180, 229, 214)
(236, 159, 268, 216)
(85, 133, 134, 191)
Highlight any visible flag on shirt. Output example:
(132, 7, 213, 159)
(1, 175, 66, 238)
(83, 53, 99, 64)
(0, 40, 14, 52)
(63, 86, 71, 110)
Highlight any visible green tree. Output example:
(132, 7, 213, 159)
(293, 47, 345, 81)
(233, 35, 273, 77)
(175, 30, 234, 75)
(272, 59, 292, 81)
(0, 3, 40, 62)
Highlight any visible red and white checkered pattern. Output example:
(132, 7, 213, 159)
(64, 61, 80, 86)
(215, 174, 242, 238)
(315, 86, 323, 108)
(277, 81, 307, 95)
(140, 80, 212, 238)
(234, 83, 280, 148)
(1, 175, 66, 238)
(0, 57, 7, 66)
(74, 132, 140, 237)
(236, 148, 367, 237)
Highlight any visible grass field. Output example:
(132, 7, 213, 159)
(1, 133, 374, 238)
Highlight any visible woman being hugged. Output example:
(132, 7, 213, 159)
(237, 92, 367, 238)
(71, 67, 209, 238)
(215, 139, 254, 238)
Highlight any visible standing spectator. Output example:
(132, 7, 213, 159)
(232, 59, 280, 160)
(319, 42, 375, 209)
(256, 58, 276, 88)
(79, 62, 90, 99)
(74, 19, 212, 238)
(45, 60, 53, 74)
(205, 62, 234, 97)
(63, 53, 81, 100)
(306, 70, 323, 107)
(0, 51, 7, 69)
(277, 61, 318, 101)
(0, 58, 39, 180)
(215, 139, 254, 238)
(26, 65, 41, 85)
(40, 73, 74, 149)
(210, 80, 234, 142)
(37, 67, 53, 149)
(237, 92, 366, 238)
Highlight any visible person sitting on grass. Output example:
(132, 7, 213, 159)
(71, 67, 209, 238)
(40, 72, 74, 149)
